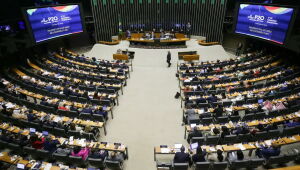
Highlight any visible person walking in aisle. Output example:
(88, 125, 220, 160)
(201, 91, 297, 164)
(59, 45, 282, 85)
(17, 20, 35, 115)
(167, 51, 171, 67)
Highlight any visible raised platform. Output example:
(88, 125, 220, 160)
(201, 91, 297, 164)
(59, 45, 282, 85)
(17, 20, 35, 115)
(128, 38, 188, 49)
(87, 39, 230, 63)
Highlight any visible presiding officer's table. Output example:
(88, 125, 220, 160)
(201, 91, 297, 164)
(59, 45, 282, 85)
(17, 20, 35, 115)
(129, 38, 189, 48)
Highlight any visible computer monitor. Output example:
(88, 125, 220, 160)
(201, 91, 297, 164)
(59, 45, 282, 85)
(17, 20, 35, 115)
(17, 164, 25, 169)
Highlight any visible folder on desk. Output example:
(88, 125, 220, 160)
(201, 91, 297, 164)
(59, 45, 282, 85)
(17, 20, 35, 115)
(161, 148, 170, 153)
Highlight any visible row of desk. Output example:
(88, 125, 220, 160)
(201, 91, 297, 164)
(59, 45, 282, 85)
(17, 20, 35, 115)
(0, 123, 127, 154)
(154, 134, 300, 161)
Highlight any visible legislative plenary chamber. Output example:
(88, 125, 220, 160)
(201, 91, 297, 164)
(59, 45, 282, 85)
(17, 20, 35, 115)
(0, 0, 300, 170)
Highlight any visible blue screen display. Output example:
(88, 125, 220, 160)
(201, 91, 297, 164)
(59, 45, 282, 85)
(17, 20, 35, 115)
(235, 4, 294, 44)
(26, 5, 83, 43)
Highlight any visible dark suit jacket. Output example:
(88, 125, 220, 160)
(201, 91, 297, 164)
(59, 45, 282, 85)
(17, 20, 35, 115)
(174, 152, 192, 165)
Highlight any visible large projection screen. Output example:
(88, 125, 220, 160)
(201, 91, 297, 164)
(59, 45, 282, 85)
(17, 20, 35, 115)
(235, 4, 294, 44)
(24, 4, 84, 43)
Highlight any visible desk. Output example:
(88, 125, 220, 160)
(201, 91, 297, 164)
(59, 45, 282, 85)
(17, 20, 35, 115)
(129, 38, 188, 48)
(154, 143, 256, 161)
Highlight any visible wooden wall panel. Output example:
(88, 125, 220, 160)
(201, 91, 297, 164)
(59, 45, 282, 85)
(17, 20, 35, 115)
(91, 0, 227, 42)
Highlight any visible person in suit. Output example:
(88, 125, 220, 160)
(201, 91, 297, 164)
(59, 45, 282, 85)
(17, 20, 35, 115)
(196, 94, 206, 104)
(256, 143, 281, 159)
(173, 146, 192, 165)
(213, 104, 224, 118)
(167, 51, 171, 67)
(107, 151, 124, 164)
(187, 127, 202, 143)
(207, 93, 218, 103)
(192, 147, 206, 163)
(89, 149, 108, 160)
(236, 42, 243, 56)
(45, 83, 54, 92)
(43, 137, 60, 153)
(186, 22, 191, 38)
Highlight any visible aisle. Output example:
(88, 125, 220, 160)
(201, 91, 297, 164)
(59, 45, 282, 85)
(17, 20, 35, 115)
(101, 49, 186, 169)
(86, 40, 230, 169)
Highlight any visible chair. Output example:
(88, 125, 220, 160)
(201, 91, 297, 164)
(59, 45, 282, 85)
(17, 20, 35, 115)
(238, 134, 251, 143)
(255, 112, 266, 120)
(0, 140, 8, 149)
(23, 146, 37, 156)
(195, 162, 210, 170)
(223, 101, 232, 107)
(7, 143, 22, 154)
(93, 114, 105, 122)
(249, 158, 264, 169)
(229, 159, 250, 169)
(254, 131, 268, 141)
(242, 113, 254, 121)
(34, 149, 51, 161)
(81, 132, 96, 141)
(282, 127, 296, 137)
(206, 135, 220, 145)
(68, 130, 81, 139)
(211, 161, 227, 170)
(88, 158, 105, 169)
(79, 113, 93, 120)
(191, 137, 205, 145)
(42, 125, 53, 134)
(266, 155, 286, 166)
(268, 129, 280, 139)
(68, 155, 86, 167)
(156, 161, 172, 170)
(202, 118, 213, 125)
(105, 160, 123, 170)
(53, 152, 68, 163)
(229, 115, 240, 123)
(223, 135, 238, 144)
(172, 162, 189, 170)
(52, 127, 66, 137)
(217, 116, 229, 124)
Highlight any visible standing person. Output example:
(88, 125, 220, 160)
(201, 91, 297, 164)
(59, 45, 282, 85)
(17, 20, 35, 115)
(167, 51, 171, 67)
(186, 22, 191, 38)
(236, 42, 243, 56)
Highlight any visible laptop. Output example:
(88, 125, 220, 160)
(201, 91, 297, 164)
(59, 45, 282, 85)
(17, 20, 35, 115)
(190, 143, 198, 150)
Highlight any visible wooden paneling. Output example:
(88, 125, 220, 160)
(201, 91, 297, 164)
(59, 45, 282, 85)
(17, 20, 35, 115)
(91, 0, 227, 42)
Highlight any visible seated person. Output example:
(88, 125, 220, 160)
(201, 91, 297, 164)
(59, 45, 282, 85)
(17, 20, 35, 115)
(207, 93, 218, 103)
(285, 118, 300, 127)
(43, 137, 60, 153)
(89, 148, 108, 160)
(55, 144, 71, 155)
(187, 127, 202, 143)
(207, 149, 224, 162)
(213, 105, 224, 118)
(173, 146, 192, 165)
(30, 134, 45, 149)
(228, 150, 244, 162)
(107, 151, 125, 164)
(71, 146, 90, 160)
(192, 147, 206, 163)
(256, 143, 281, 159)
(210, 127, 220, 136)
(196, 94, 206, 104)
(221, 126, 230, 138)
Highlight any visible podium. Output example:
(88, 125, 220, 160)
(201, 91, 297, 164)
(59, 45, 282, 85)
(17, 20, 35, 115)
(113, 54, 129, 61)
(183, 55, 200, 61)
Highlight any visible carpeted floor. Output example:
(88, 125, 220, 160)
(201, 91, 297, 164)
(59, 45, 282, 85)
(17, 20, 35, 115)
(84, 40, 229, 169)
(80, 40, 299, 170)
